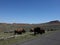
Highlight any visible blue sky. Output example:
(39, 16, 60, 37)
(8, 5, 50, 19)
(0, 0, 60, 24)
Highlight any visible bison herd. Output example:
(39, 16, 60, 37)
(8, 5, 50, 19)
(14, 27, 45, 35)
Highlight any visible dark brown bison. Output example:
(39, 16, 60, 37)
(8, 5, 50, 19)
(14, 28, 26, 35)
(32, 27, 45, 35)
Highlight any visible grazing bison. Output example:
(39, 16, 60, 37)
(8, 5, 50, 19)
(32, 27, 45, 35)
(14, 28, 26, 35)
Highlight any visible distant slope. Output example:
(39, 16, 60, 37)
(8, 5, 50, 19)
(34, 20, 60, 30)
(0, 20, 60, 32)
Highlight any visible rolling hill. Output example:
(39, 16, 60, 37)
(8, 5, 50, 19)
(0, 20, 60, 32)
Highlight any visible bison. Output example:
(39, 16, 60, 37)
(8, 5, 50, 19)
(30, 27, 45, 35)
(14, 28, 26, 35)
